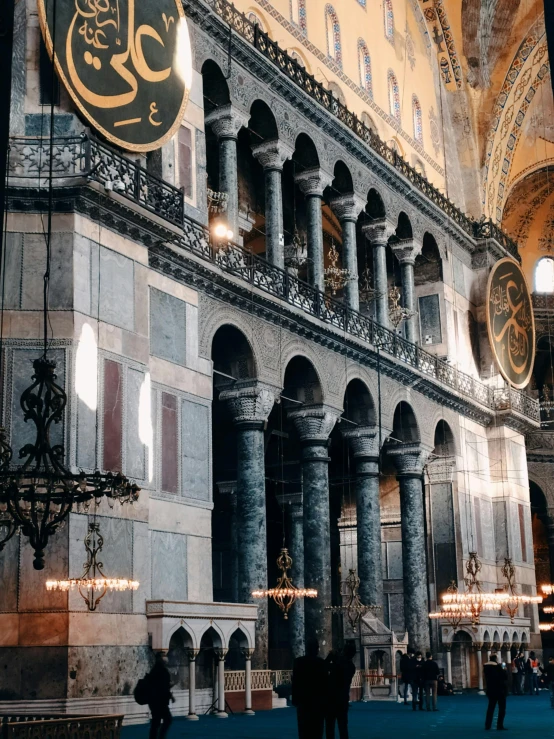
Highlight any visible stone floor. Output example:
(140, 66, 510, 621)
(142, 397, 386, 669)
(122, 692, 554, 738)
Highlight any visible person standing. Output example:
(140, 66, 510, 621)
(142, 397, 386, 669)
(527, 652, 540, 695)
(510, 654, 520, 695)
(325, 642, 357, 739)
(292, 638, 329, 739)
(515, 651, 525, 695)
(422, 651, 440, 711)
(400, 649, 415, 705)
(148, 652, 174, 739)
(483, 654, 508, 731)
(544, 655, 554, 708)
(412, 652, 424, 711)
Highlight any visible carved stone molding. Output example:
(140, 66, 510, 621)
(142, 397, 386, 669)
(219, 382, 278, 427)
(341, 426, 379, 459)
(288, 405, 339, 443)
(204, 104, 249, 140)
(362, 219, 397, 245)
(329, 193, 366, 223)
(387, 442, 432, 476)
(391, 237, 423, 265)
(294, 168, 333, 197)
(251, 139, 294, 171)
(426, 456, 456, 484)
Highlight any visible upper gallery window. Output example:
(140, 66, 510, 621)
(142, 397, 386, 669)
(325, 5, 342, 66)
(247, 11, 265, 31)
(536, 258, 554, 293)
(412, 95, 423, 144)
(388, 70, 401, 123)
(384, 0, 394, 41)
(357, 39, 373, 98)
(290, 0, 307, 33)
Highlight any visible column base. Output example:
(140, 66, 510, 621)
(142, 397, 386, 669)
(214, 711, 228, 719)
(243, 709, 255, 716)
(478, 690, 486, 696)
(185, 713, 199, 721)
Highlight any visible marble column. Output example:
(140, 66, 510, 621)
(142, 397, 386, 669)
(217, 482, 238, 603)
(388, 443, 431, 652)
(219, 383, 276, 667)
(362, 219, 396, 329)
(295, 168, 333, 292)
(277, 492, 305, 660)
(252, 139, 293, 269)
(288, 406, 338, 650)
(242, 648, 255, 715)
(205, 104, 249, 239)
(342, 427, 383, 609)
(185, 649, 199, 720)
(214, 648, 228, 718)
(545, 516, 554, 581)
(476, 645, 484, 693)
(330, 194, 365, 312)
(391, 238, 422, 344)
(446, 648, 452, 685)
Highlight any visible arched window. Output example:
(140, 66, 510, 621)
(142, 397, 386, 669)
(290, 50, 306, 68)
(357, 39, 373, 98)
(247, 11, 265, 31)
(384, 0, 394, 41)
(412, 95, 423, 144)
(361, 111, 377, 135)
(325, 5, 342, 66)
(290, 0, 307, 33)
(388, 70, 401, 123)
(536, 258, 554, 293)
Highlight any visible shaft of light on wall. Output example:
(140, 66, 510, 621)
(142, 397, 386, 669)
(175, 17, 193, 90)
(75, 323, 98, 411)
(139, 373, 154, 483)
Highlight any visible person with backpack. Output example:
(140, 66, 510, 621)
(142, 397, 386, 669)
(146, 652, 175, 739)
(527, 652, 540, 695)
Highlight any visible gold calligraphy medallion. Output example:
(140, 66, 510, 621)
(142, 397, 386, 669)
(38, 0, 192, 151)
(486, 257, 535, 389)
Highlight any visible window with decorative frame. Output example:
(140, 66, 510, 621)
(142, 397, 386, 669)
(412, 95, 423, 144)
(325, 4, 342, 66)
(384, 0, 394, 41)
(290, 0, 307, 33)
(536, 257, 554, 293)
(388, 70, 401, 123)
(357, 39, 373, 98)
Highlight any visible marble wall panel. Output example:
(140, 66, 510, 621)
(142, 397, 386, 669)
(73, 234, 92, 316)
(0, 646, 68, 700)
(452, 257, 466, 299)
(1, 233, 23, 309)
(388, 592, 405, 634)
(419, 294, 442, 345)
(18, 526, 68, 612)
(493, 500, 509, 560)
(161, 392, 178, 494)
(76, 392, 97, 470)
(181, 399, 209, 501)
(96, 246, 135, 331)
(150, 287, 187, 366)
(103, 359, 123, 472)
(151, 530, 187, 601)
(186, 535, 212, 602)
(386, 541, 403, 580)
(0, 533, 20, 612)
(481, 498, 495, 561)
(21, 233, 73, 310)
(133, 521, 151, 612)
(68, 514, 90, 612)
(430, 483, 454, 545)
(458, 492, 474, 556)
(67, 644, 152, 698)
(510, 501, 522, 562)
(126, 367, 146, 481)
(89, 515, 133, 613)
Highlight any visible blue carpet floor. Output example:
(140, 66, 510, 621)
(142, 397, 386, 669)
(122, 692, 554, 738)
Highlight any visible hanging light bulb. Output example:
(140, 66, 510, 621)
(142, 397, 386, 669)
(324, 239, 351, 295)
(252, 548, 317, 619)
(388, 285, 417, 329)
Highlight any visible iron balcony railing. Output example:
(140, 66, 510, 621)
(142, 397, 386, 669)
(199, 0, 518, 259)
(6, 134, 539, 423)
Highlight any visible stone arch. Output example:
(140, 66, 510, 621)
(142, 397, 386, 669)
(324, 4, 342, 66)
(332, 160, 354, 195)
(502, 631, 510, 644)
(201, 59, 231, 116)
(283, 355, 324, 406)
(249, 99, 279, 143)
(357, 39, 373, 97)
(492, 631, 501, 646)
(391, 401, 420, 443)
(226, 626, 252, 669)
(294, 132, 321, 170)
(167, 621, 198, 650)
(167, 626, 195, 689)
(199, 623, 225, 649)
(366, 187, 387, 220)
(512, 631, 519, 644)
(415, 232, 443, 285)
(279, 339, 328, 399)
(211, 323, 259, 383)
(433, 419, 456, 456)
(387, 69, 401, 123)
(343, 378, 376, 427)
(246, 8, 269, 34)
(328, 81, 346, 105)
(483, 630, 491, 644)
(361, 112, 378, 135)
(395, 211, 413, 240)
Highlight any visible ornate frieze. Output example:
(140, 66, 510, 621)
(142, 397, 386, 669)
(329, 194, 366, 223)
(287, 405, 339, 444)
(391, 237, 423, 265)
(294, 168, 333, 198)
(251, 139, 294, 171)
(219, 382, 278, 427)
(362, 219, 397, 246)
(204, 104, 249, 140)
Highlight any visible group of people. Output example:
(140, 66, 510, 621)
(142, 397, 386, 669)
(510, 651, 545, 695)
(292, 639, 357, 739)
(399, 650, 443, 711)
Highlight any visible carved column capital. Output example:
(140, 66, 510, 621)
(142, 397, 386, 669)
(251, 139, 294, 171)
(341, 426, 379, 460)
(288, 405, 339, 445)
(387, 442, 432, 477)
(329, 193, 366, 223)
(213, 648, 228, 661)
(219, 382, 278, 429)
(362, 218, 396, 246)
(186, 648, 200, 661)
(294, 167, 333, 197)
(205, 104, 249, 140)
(391, 237, 422, 266)
(426, 456, 456, 485)
(276, 492, 303, 519)
(240, 647, 255, 660)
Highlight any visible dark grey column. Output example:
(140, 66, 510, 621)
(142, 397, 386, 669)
(388, 443, 430, 652)
(546, 515, 554, 583)
(391, 238, 422, 344)
(362, 220, 395, 329)
(343, 428, 383, 609)
(252, 140, 293, 269)
(330, 194, 365, 312)
(205, 104, 249, 239)
(219, 383, 276, 667)
(295, 168, 333, 292)
(278, 492, 305, 659)
(289, 407, 338, 651)
(217, 482, 239, 603)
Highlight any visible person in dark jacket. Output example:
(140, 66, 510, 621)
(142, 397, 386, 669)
(148, 652, 174, 739)
(422, 651, 440, 711)
(292, 638, 329, 739)
(412, 652, 424, 711)
(325, 642, 356, 739)
(483, 654, 508, 731)
(400, 649, 415, 704)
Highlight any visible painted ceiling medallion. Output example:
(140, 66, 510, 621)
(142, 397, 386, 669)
(38, 0, 192, 151)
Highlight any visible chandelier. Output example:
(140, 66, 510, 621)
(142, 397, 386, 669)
(0, 357, 140, 570)
(358, 267, 382, 308)
(46, 522, 139, 611)
(284, 228, 308, 270)
(324, 239, 350, 295)
(496, 558, 542, 622)
(326, 568, 380, 629)
(207, 188, 228, 214)
(252, 548, 317, 619)
(388, 286, 417, 329)
(429, 582, 472, 629)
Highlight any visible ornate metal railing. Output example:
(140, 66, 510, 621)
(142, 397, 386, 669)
(1, 715, 123, 739)
(7, 134, 540, 423)
(201, 0, 518, 259)
(224, 670, 273, 691)
(272, 669, 293, 686)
